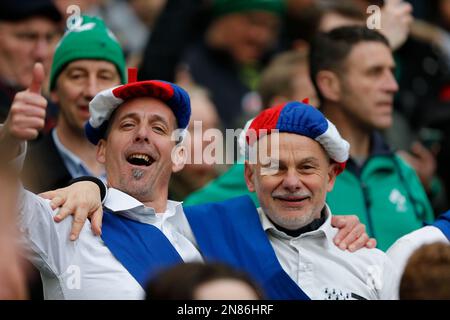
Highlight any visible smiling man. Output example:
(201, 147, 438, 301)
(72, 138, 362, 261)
(22, 16, 126, 193)
(0, 63, 201, 298)
(183, 102, 398, 299)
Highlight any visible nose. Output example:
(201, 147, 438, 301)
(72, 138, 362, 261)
(84, 76, 100, 101)
(134, 124, 150, 143)
(384, 70, 399, 94)
(33, 38, 50, 62)
(281, 169, 302, 193)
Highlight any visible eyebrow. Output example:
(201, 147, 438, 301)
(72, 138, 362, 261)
(299, 157, 320, 164)
(66, 67, 88, 73)
(118, 112, 172, 128)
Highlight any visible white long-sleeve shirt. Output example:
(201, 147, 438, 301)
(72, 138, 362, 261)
(258, 206, 399, 300)
(18, 187, 202, 300)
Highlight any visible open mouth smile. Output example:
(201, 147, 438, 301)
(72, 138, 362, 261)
(126, 153, 154, 167)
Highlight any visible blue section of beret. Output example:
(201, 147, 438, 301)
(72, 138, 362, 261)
(276, 102, 328, 139)
(164, 82, 191, 130)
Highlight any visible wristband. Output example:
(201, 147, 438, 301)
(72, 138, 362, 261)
(68, 176, 107, 203)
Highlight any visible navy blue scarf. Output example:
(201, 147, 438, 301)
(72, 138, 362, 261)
(184, 195, 310, 300)
(101, 208, 183, 288)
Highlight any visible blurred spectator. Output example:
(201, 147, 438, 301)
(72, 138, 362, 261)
(145, 262, 264, 299)
(22, 16, 125, 193)
(0, 168, 28, 300)
(310, 26, 434, 251)
(169, 85, 222, 200)
(184, 49, 319, 206)
(258, 50, 318, 108)
(286, 0, 412, 51)
(54, 0, 164, 67)
(399, 242, 450, 299)
(0, 0, 62, 125)
(177, 0, 284, 129)
(138, 0, 210, 82)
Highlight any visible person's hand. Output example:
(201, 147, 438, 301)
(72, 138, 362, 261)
(397, 142, 436, 192)
(1, 63, 47, 143)
(331, 215, 377, 252)
(380, 0, 413, 50)
(39, 181, 104, 241)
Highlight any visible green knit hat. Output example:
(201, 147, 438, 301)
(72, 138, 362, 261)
(50, 15, 126, 90)
(212, 0, 285, 17)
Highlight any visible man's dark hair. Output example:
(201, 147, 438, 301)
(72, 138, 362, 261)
(309, 26, 390, 104)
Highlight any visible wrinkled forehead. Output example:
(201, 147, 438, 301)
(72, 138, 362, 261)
(106, 96, 178, 139)
(253, 132, 330, 162)
(116, 97, 175, 120)
(345, 41, 394, 70)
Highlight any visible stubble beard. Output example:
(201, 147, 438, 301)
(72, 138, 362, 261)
(118, 169, 152, 200)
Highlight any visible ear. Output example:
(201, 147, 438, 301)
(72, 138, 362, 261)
(96, 139, 107, 165)
(171, 144, 187, 173)
(326, 162, 339, 192)
(316, 70, 341, 102)
(244, 161, 256, 192)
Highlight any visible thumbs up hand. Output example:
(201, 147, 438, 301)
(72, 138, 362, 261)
(2, 63, 48, 142)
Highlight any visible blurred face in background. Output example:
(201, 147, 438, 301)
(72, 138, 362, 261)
(336, 41, 398, 130)
(0, 17, 60, 88)
(208, 11, 280, 64)
(51, 59, 121, 135)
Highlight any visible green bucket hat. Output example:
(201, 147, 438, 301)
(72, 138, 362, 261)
(50, 15, 126, 90)
(212, 0, 285, 17)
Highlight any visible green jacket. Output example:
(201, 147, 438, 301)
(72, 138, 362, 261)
(327, 153, 434, 251)
(185, 135, 434, 251)
(184, 160, 258, 206)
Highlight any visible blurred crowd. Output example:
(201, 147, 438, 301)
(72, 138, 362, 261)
(1, 0, 450, 300)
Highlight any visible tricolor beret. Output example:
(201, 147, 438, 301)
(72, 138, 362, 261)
(85, 70, 191, 145)
(245, 101, 350, 174)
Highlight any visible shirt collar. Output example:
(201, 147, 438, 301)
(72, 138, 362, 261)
(52, 129, 84, 168)
(103, 187, 184, 225)
(52, 129, 107, 182)
(258, 204, 336, 245)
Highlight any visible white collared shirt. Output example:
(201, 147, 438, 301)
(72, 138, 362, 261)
(52, 129, 107, 183)
(258, 206, 399, 300)
(17, 187, 202, 300)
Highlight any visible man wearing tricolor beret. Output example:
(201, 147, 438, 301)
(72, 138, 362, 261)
(0, 66, 204, 298)
(184, 101, 399, 299)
